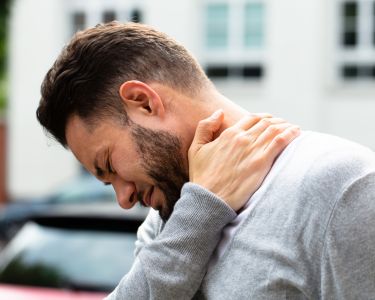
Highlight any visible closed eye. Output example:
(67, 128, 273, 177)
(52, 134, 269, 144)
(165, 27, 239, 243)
(106, 149, 115, 174)
(106, 158, 115, 174)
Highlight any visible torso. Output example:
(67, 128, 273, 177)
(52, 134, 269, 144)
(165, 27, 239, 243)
(195, 132, 375, 299)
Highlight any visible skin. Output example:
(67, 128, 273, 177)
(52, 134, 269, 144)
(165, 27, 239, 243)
(66, 80, 299, 216)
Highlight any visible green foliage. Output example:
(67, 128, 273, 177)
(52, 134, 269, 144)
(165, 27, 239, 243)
(0, 0, 10, 113)
(0, 253, 66, 288)
(0, 79, 6, 112)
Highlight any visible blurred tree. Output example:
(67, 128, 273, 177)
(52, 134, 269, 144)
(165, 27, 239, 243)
(0, 0, 10, 114)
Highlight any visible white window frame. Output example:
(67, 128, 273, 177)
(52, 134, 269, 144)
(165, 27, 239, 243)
(66, 0, 143, 38)
(202, 0, 267, 72)
(334, 0, 375, 83)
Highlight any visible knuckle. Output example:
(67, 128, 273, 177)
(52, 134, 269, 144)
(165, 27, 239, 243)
(266, 124, 280, 134)
(260, 118, 272, 127)
(249, 114, 261, 122)
(252, 156, 265, 168)
(273, 134, 287, 145)
(223, 127, 237, 137)
(235, 134, 249, 146)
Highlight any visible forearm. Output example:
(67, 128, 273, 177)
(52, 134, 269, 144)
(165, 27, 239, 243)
(105, 183, 236, 300)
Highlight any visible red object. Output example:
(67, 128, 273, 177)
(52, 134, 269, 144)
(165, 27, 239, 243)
(0, 284, 108, 300)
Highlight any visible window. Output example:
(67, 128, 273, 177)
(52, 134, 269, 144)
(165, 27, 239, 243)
(341, 2, 357, 47)
(336, 0, 375, 81)
(206, 65, 263, 78)
(206, 4, 229, 48)
(130, 9, 143, 23)
(68, 0, 144, 38)
(206, 66, 229, 77)
(341, 64, 375, 79)
(244, 3, 264, 48)
(203, 1, 266, 80)
(103, 11, 117, 23)
(72, 12, 85, 34)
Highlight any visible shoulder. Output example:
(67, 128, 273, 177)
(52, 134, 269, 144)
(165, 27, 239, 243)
(320, 173, 375, 297)
(295, 131, 375, 193)
(324, 172, 375, 235)
(270, 132, 375, 222)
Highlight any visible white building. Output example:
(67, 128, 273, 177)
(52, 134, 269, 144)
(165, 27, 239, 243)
(8, 0, 375, 198)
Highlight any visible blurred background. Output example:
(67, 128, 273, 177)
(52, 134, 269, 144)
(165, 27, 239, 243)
(0, 0, 374, 297)
(2, 0, 375, 205)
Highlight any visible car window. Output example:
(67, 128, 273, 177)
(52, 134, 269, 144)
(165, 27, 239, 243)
(0, 222, 136, 292)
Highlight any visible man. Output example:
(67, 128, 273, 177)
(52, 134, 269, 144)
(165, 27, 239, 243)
(36, 22, 375, 299)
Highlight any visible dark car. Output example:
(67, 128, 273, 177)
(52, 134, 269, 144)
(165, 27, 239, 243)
(0, 174, 116, 242)
(0, 203, 149, 299)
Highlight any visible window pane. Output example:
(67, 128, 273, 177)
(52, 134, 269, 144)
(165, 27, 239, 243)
(341, 64, 358, 79)
(72, 12, 85, 34)
(206, 65, 264, 79)
(206, 66, 229, 78)
(103, 11, 117, 23)
(205, 4, 229, 48)
(131, 9, 142, 23)
(344, 32, 357, 45)
(243, 65, 263, 78)
(341, 64, 375, 79)
(341, 2, 357, 47)
(244, 3, 264, 48)
(357, 65, 375, 78)
(344, 2, 357, 17)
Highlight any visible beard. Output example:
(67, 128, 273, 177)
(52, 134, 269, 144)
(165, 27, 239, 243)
(130, 123, 189, 221)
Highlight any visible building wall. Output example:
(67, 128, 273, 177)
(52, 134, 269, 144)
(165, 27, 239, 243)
(8, 0, 375, 199)
(8, 0, 77, 199)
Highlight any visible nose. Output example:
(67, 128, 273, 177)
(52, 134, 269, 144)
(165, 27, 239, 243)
(111, 176, 137, 209)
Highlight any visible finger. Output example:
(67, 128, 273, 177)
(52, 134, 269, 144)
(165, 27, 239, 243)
(264, 125, 300, 156)
(231, 114, 263, 131)
(189, 110, 224, 154)
(252, 112, 273, 118)
(253, 122, 293, 145)
(245, 117, 286, 138)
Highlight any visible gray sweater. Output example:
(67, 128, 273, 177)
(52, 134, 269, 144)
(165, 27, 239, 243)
(106, 132, 375, 299)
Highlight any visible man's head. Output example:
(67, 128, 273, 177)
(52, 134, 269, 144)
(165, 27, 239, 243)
(36, 22, 214, 220)
(37, 21, 211, 146)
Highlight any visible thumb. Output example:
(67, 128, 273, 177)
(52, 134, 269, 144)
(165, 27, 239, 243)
(190, 110, 224, 153)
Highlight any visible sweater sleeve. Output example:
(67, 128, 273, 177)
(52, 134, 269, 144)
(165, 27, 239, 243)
(320, 172, 375, 299)
(105, 182, 237, 300)
(134, 208, 163, 257)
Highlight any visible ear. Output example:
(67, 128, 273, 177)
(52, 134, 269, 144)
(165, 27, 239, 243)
(119, 80, 165, 118)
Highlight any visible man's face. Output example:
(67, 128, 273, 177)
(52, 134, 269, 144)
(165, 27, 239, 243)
(66, 115, 188, 221)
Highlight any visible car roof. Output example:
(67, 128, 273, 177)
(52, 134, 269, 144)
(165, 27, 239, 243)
(36, 202, 149, 219)
(26, 203, 150, 232)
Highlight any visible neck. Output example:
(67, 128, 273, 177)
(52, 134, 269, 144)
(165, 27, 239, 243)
(153, 82, 251, 149)
(198, 88, 250, 137)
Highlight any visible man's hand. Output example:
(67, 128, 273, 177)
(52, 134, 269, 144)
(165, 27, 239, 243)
(188, 110, 300, 211)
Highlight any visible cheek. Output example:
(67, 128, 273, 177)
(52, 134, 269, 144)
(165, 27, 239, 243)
(112, 149, 146, 181)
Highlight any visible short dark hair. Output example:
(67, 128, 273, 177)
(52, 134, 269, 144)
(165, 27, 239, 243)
(37, 22, 210, 147)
